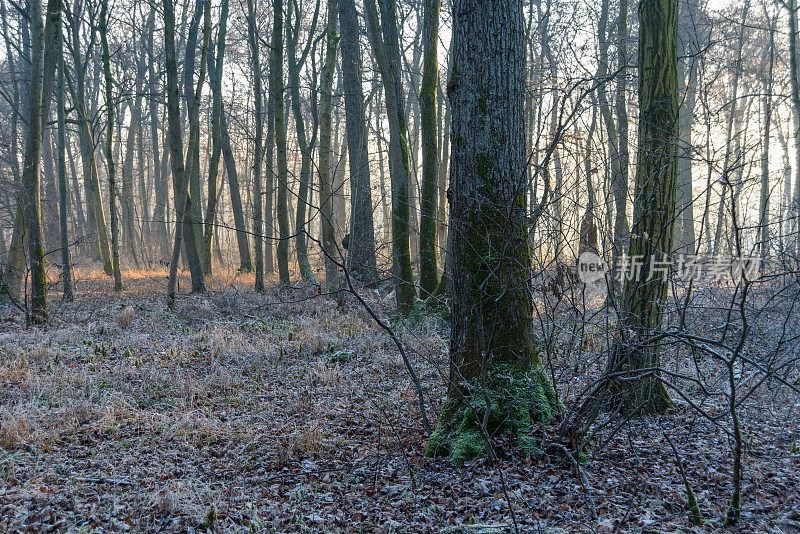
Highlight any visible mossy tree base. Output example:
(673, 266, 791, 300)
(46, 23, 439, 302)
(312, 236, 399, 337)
(425, 362, 559, 464)
(603, 345, 675, 416)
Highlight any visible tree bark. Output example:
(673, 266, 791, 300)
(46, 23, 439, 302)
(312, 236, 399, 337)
(165, 0, 205, 298)
(247, 0, 264, 291)
(99, 0, 123, 291)
(425, 0, 559, 464)
(338, 0, 377, 283)
(319, 0, 339, 292)
(271, 0, 291, 286)
(602, 0, 679, 415)
(418, 0, 439, 296)
(674, 0, 698, 253)
(57, 48, 74, 302)
(287, 0, 321, 285)
(22, 0, 47, 322)
(202, 0, 228, 276)
(365, 0, 416, 312)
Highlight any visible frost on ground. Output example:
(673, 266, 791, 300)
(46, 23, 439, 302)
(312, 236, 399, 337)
(0, 266, 798, 533)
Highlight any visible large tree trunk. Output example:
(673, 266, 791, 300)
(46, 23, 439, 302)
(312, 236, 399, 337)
(418, 0, 439, 296)
(100, 0, 123, 291)
(365, 0, 416, 312)
(338, 0, 377, 283)
(602, 0, 678, 415)
(425, 0, 559, 464)
(271, 0, 291, 286)
(319, 0, 339, 292)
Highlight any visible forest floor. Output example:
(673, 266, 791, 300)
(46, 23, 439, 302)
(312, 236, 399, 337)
(0, 264, 798, 533)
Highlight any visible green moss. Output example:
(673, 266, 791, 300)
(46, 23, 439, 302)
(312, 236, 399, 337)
(685, 479, 703, 526)
(425, 362, 559, 464)
(725, 488, 740, 525)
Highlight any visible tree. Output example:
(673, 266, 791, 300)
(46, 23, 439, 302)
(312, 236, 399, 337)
(165, 0, 206, 298)
(418, 0, 439, 297)
(286, 0, 320, 285)
(759, 6, 776, 258)
(22, 0, 48, 322)
(203, 0, 228, 276)
(338, 0, 377, 283)
(66, 0, 113, 275)
(601, 0, 679, 415)
(365, 0, 416, 312)
(99, 0, 123, 291)
(425, 0, 559, 464)
(21, 0, 63, 321)
(318, 0, 339, 292)
(247, 0, 264, 291)
(271, 0, 291, 286)
(674, 0, 700, 253)
(182, 0, 211, 279)
(57, 33, 73, 302)
(146, 8, 170, 260)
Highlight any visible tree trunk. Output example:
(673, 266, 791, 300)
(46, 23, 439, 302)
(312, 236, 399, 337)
(287, 0, 321, 285)
(785, 0, 800, 251)
(339, 0, 377, 283)
(247, 0, 264, 291)
(22, 0, 63, 320)
(56, 16, 72, 302)
(181, 0, 210, 278)
(122, 61, 144, 269)
(425, 0, 559, 464)
(319, 0, 339, 292)
(759, 15, 775, 259)
(67, 2, 112, 274)
(674, 0, 697, 253)
(147, 10, 170, 261)
(100, 0, 123, 291)
(165, 0, 205, 298)
(265, 74, 275, 275)
(615, 0, 630, 255)
(272, 0, 291, 285)
(365, 0, 416, 312)
(602, 0, 678, 416)
(203, 0, 227, 275)
(22, 0, 47, 322)
(418, 0, 439, 296)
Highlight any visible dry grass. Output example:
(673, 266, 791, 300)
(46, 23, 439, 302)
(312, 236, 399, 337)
(0, 264, 798, 532)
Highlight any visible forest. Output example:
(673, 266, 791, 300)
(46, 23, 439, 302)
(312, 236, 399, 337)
(0, 0, 799, 530)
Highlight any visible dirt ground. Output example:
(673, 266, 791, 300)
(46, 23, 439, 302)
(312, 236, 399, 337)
(0, 265, 798, 533)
